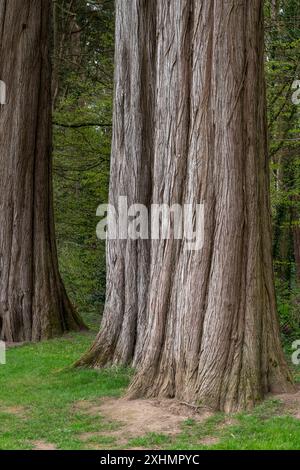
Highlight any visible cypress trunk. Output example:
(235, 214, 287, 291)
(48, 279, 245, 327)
(77, 0, 293, 412)
(0, 0, 86, 342)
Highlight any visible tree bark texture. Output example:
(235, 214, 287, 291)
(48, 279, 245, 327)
(0, 0, 86, 342)
(77, 0, 293, 412)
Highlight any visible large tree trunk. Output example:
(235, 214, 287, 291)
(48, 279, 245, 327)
(77, 0, 293, 411)
(0, 0, 86, 342)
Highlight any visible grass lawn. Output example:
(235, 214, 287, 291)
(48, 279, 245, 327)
(0, 328, 300, 450)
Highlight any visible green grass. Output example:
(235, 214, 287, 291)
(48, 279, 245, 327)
(0, 330, 300, 450)
(0, 331, 132, 450)
(168, 401, 300, 450)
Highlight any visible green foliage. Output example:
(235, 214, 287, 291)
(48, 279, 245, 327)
(52, 0, 114, 322)
(276, 278, 300, 342)
(265, 0, 300, 337)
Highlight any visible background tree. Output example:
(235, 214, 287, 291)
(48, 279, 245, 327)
(0, 0, 85, 341)
(77, 0, 293, 412)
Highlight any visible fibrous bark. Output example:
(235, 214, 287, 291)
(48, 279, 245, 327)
(0, 0, 86, 342)
(77, 0, 293, 412)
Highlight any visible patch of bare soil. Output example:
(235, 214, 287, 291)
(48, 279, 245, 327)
(75, 398, 213, 446)
(199, 436, 220, 446)
(0, 404, 27, 418)
(273, 383, 300, 419)
(33, 441, 57, 450)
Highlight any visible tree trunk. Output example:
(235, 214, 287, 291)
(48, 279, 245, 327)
(0, 0, 86, 342)
(293, 221, 300, 283)
(77, 0, 293, 412)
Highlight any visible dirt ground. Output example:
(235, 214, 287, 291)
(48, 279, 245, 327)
(75, 398, 214, 446)
(33, 440, 57, 450)
(273, 383, 300, 419)
(74, 386, 300, 448)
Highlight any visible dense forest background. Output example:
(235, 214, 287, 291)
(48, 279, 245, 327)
(52, 0, 114, 326)
(53, 0, 300, 341)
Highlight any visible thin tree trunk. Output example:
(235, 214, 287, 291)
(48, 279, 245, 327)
(0, 0, 86, 342)
(77, 0, 293, 412)
(293, 221, 300, 283)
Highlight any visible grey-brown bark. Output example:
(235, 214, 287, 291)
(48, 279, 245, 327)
(0, 0, 86, 342)
(77, 0, 293, 411)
